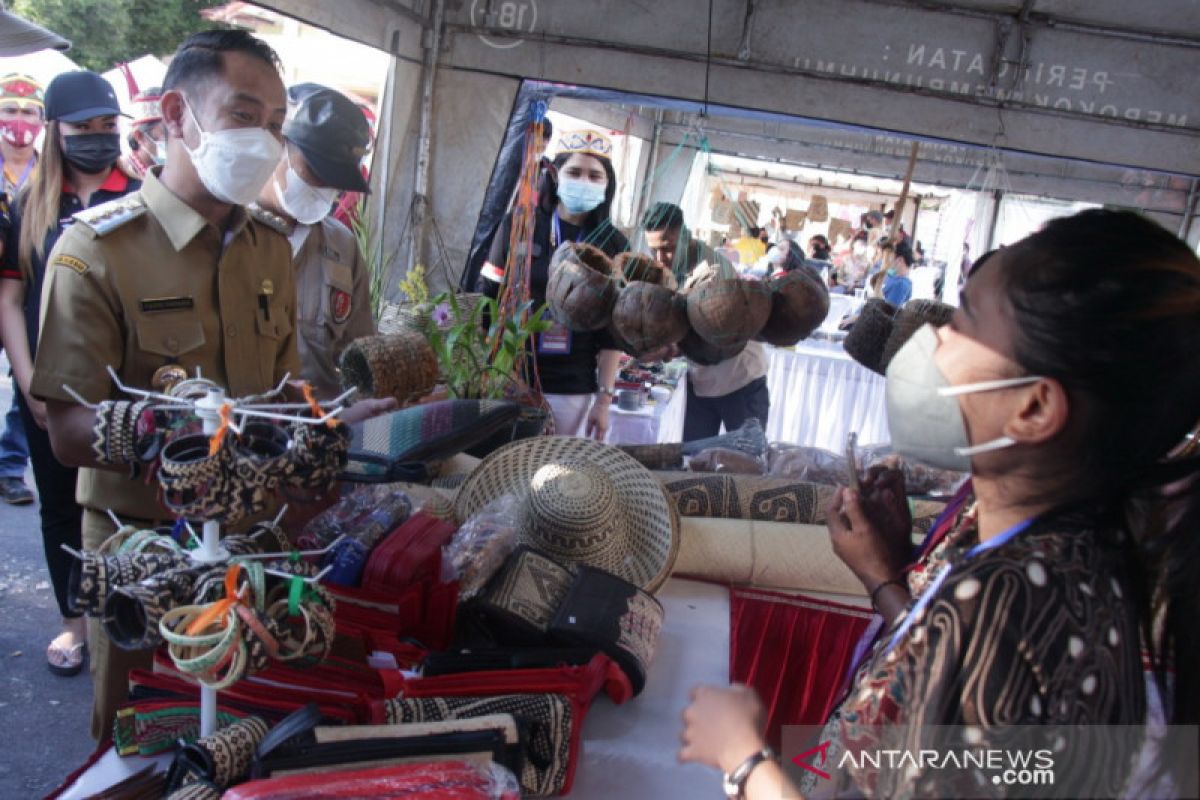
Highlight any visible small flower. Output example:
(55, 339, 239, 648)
(431, 302, 452, 328)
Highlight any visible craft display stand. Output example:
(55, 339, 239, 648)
(61, 368, 353, 737)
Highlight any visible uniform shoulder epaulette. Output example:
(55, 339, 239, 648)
(73, 196, 147, 237)
(247, 204, 293, 237)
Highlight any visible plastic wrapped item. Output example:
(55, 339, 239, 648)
(686, 446, 767, 475)
(222, 760, 520, 799)
(296, 485, 416, 551)
(442, 494, 521, 600)
(766, 443, 967, 496)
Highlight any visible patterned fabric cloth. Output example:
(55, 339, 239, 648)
(805, 499, 1147, 798)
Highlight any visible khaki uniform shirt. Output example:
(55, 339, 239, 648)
(251, 207, 375, 397)
(31, 170, 300, 520)
(678, 241, 769, 398)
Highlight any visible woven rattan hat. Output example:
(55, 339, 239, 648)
(455, 437, 679, 592)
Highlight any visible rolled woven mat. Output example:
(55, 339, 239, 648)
(655, 472, 835, 524)
(339, 332, 439, 405)
(655, 471, 947, 532)
(617, 443, 684, 470)
(673, 517, 866, 596)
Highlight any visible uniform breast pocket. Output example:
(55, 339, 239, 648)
(135, 318, 207, 381)
(255, 309, 293, 387)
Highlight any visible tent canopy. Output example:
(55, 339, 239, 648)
(255, 0, 1200, 288)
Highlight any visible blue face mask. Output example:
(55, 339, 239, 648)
(557, 178, 606, 215)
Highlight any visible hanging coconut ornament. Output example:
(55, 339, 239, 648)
(758, 269, 831, 347)
(685, 275, 771, 347)
(879, 299, 955, 370)
(842, 298, 898, 375)
(610, 281, 690, 357)
(678, 324, 746, 366)
(615, 253, 667, 285)
(546, 241, 618, 331)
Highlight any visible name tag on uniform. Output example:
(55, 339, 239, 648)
(140, 296, 195, 313)
(537, 322, 572, 355)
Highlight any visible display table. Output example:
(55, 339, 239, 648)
(605, 381, 686, 446)
(765, 340, 890, 451)
(53, 578, 731, 799)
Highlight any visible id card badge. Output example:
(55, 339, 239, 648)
(537, 322, 572, 355)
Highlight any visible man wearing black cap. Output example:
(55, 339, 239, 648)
(251, 85, 375, 397)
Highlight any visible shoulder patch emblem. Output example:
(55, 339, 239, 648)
(53, 254, 89, 274)
(330, 288, 352, 324)
(74, 196, 147, 236)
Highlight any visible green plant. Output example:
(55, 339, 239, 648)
(398, 264, 430, 306)
(426, 291, 552, 400)
(349, 195, 397, 321)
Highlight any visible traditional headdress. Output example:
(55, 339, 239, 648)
(0, 73, 43, 112)
(556, 128, 613, 160)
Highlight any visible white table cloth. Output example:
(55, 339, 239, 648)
(765, 341, 890, 451)
(605, 381, 686, 446)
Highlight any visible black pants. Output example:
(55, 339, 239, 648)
(17, 392, 82, 619)
(683, 376, 770, 442)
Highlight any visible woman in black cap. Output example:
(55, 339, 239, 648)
(0, 69, 139, 677)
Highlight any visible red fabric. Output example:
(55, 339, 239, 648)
(361, 513, 457, 592)
(61, 167, 129, 195)
(729, 588, 874, 749)
(223, 760, 519, 800)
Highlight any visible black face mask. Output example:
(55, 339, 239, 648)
(62, 132, 121, 174)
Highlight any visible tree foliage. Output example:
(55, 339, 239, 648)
(13, 0, 225, 72)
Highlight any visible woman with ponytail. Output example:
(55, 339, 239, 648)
(679, 209, 1200, 798)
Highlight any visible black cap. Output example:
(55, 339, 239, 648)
(282, 86, 370, 193)
(44, 70, 124, 123)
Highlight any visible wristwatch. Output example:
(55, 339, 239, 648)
(723, 747, 776, 799)
(596, 386, 617, 399)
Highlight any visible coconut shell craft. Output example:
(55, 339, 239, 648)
(758, 269, 830, 347)
(610, 281, 690, 357)
(339, 332, 439, 405)
(879, 299, 956, 370)
(679, 325, 746, 366)
(842, 299, 898, 375)
(546, 241, 618, 332)
(615, 253, 667, 286)
(685, 276, 771, 348)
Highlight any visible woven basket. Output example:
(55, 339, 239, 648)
(545, 241, 618, 332)
(610, 282, 689, 357)
(879, 299, 956, 370)
(339, 332, 438, 404)
(685, 276, 771, 347)
(843, 298, 898, 375)
(759, 269, 830, 347)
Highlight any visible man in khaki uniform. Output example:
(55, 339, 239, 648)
(32, 30, 303, 742)
(251, 85, 375, 397)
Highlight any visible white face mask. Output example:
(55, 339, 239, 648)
(274, 150, 338, 225)
(885, 324, 1043, 472)
(183, 99, 282, 206)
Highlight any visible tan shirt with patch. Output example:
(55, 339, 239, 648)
(31, 169, 300, 521)
(290, 217, 375, 397)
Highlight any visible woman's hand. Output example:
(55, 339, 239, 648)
(827, 466, 912, 592)
(679, 684, 768, 774)
(585, 396, 610, 441)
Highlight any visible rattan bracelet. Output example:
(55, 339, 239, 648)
(159, 605, 231, 650)
(165, 607, 241, 676)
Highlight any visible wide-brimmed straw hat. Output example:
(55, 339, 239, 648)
(455, 436, 679, 592)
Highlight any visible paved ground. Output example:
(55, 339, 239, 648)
(0, 362, 97, 798)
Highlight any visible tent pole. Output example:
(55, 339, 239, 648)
(889, 141, 919, 239)
(985, 189, 1004, 250)
(375, 50, 398, 285)
(1178, 178, 1198, 240)
(410, 0, 445, 278)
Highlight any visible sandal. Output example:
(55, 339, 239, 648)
(47, 631, 88, 677)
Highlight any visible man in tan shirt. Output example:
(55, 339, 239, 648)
(642, 202, 769, 441)
(31, 31, 396, 742)
(251, 84, 375, 397)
